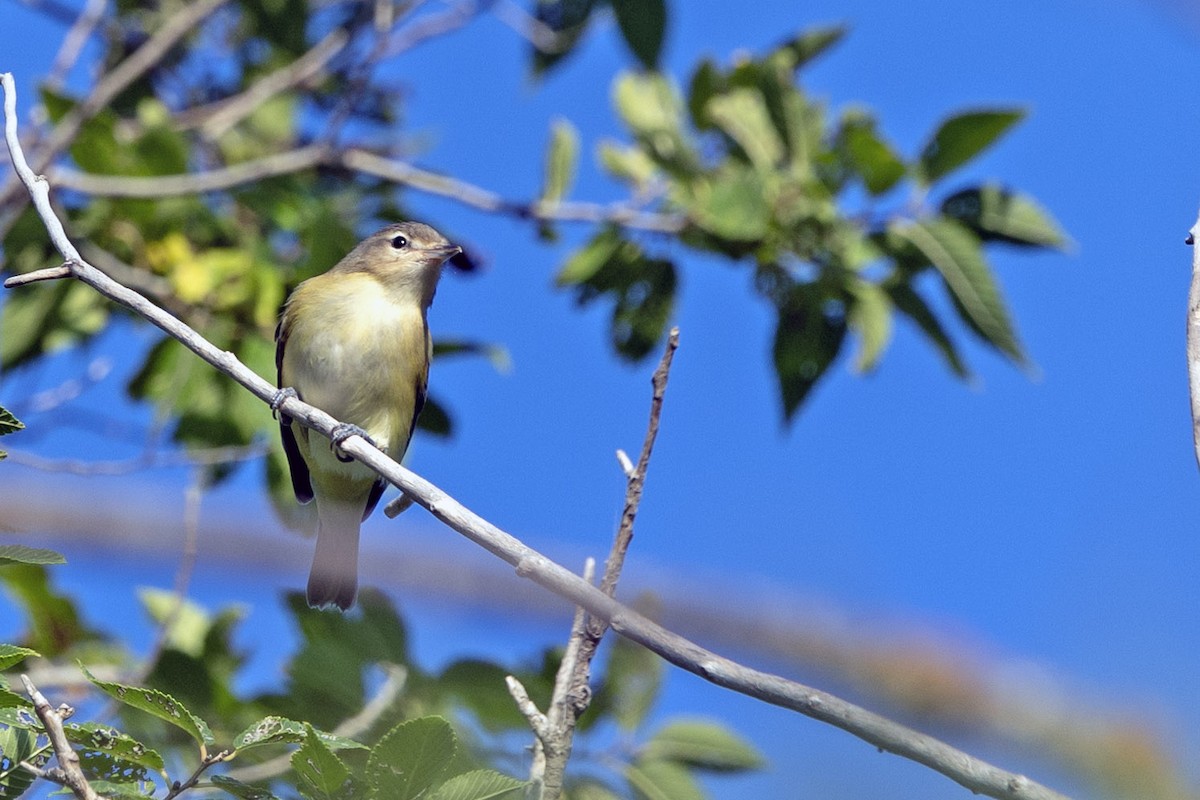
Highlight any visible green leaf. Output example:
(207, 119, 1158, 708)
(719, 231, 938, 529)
(417, 394, 453, 438)
(683, 166, 770, 242)
(0, 546, 65, 567)
(883, 280, 970, 379)
(565, 778, 624, 800)
(81, 665, 215, 746)
(625, 759, 704, 800)
(598, 141, 658, 189)
(432, 339, 512, 374)
(917, 109, 1024, 183)
(63, 722, 165, 773)
(612, 72, 696, 175)
(611, 0, 667, 70)
(0, 408, 23, 438)
(706, 88, 785, 172)
(439, 659, 531, 733)
(942, 184, 1069, 249)
(0, 688, 29, 709)
(0, 645, 39, 671)
(233, 716, 366, 754)
(366, 717, 457, 800)
(210, 775, 283, 800)
(530, 0, 596, 77)
(557, 228, 624, 286)
(837, 112, 906, 195)
(891, 219, 1023, 361)
(773, 285, 848, 420)
(138, 588, 210, 658)
(541, 119, 580, 204)
(775, 24, 847, 70)
(292, 722, 352, 800)
(0, 723, 44, 798)
(601, 627, 663, 732)
(847, 279, 892, 373)
(427, 770, 525, 800)
(0, 565, 94, 657)
(641, 719, 765, 773)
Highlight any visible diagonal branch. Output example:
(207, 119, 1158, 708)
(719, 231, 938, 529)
(0, 71, 1070, 800)
(20, 675, 104, 800)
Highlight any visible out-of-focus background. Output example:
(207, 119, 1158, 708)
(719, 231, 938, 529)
(2, 0, 1200, 798)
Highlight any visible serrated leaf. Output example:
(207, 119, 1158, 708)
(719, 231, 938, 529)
(917, 109, 1024, 183)
(427, 770, 525, 800)
(942, 184, 1068, 249)
(847, 279, 892, 373)
(233, 716, 365, 754)
(63, 722, 165, 773)
(292, 723, 351, 800)
(706, 88, 784, 172)
(0, 546, 65, 567)
(611, 0, 666, 70)
(884, 281, 970, 379)
(625, 759, 704, 800)
(367, 717, 457, 800)
(557, 229, 624, 286)
(292, 723, 351, 799)
(210, 775, 283, 800)
(81, 665, 214, 746)
(541, 119, 579, 205)
(0, 723, 45, 798)
(0, 408, 23, 437)
(892, 219, 1023, 361)
(0, 688, 29, 709)
(642, 719, 765, 773)
(0, 646, 38, 672)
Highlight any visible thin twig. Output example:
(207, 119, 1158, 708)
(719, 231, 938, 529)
(0, 72, 1072, 800)
(0, 0, 232, 235)
(20, 675, 104, 800)
(44, 0, 108, 91)
(1187, 214, 1200, 473)
(178, 29, 350, 139)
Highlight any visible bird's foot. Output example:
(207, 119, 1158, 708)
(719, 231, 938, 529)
(330, 423, 376, 463)
(271, 387, 299, 422)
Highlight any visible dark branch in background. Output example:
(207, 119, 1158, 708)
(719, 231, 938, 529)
(20, 675, 104, 800)
(1, 73, 1071, 800)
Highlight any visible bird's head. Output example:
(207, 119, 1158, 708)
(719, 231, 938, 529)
(334, 221, 462, 306)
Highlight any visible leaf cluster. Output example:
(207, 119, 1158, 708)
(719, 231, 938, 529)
(548, 26, 1067, 418)
(0, 549, 764, 800)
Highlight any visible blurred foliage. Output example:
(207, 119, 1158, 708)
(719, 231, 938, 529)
(0, 550, 764, 800)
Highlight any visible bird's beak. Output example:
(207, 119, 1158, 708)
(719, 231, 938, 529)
(425, 244, 462, 262)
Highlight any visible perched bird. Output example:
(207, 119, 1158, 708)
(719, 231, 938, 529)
(274, 222, 461, 610)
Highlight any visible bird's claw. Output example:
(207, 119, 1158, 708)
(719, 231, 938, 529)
(271, 387, 299, 422)
(330, 423, 375, 463)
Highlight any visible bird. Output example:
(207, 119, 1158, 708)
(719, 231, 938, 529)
(274, 221, 461, 610)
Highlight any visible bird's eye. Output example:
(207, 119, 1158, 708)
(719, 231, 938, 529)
(390, 235, 408, 249)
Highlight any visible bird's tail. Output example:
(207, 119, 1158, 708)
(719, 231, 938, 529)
(307, 495, 363, 611)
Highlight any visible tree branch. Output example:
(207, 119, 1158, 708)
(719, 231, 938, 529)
(1, 72, 1071, 800)
(1187, 213, 1200, 473)
(20, 675, 105, 800)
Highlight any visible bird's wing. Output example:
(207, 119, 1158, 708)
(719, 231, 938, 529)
(276, 315, 314, 504)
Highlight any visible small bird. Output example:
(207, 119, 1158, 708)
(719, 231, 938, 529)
(274, 221, 461, 610)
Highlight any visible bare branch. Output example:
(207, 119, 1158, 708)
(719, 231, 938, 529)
(1187, 213, 1200, 472)
(45, 0, 108, 92)
(0, 72, 1072, 800)
(181, 29, 350, 139)
(4, 264, 72, 286)
(0, 0, 232, 233)
(20, 675, 104, 800)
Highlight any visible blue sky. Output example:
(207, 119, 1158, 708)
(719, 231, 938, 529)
(2, 0, 1200, 798)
